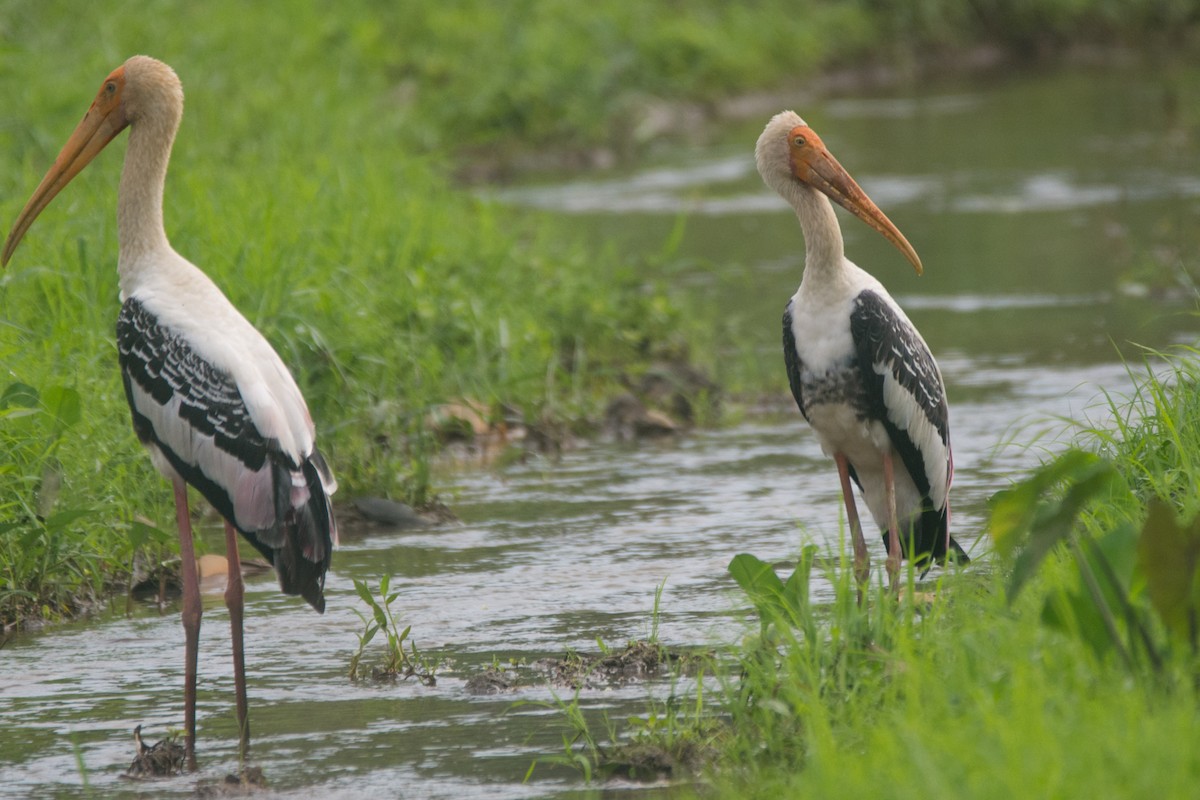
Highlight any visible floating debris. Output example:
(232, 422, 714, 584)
(124, 725, 185, 778)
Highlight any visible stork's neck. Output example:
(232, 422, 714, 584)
(792, 184, 846, 281)
(117, 111, 177, 286)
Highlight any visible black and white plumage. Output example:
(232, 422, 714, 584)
(2, 56, 336, 768)
(116, 296, 335, 610)
(757, 110, 966, 592)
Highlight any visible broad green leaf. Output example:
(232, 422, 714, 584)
(1088, 521, 1140, 599)
(997, 451, 1128, 602)
(42, 508, 93, 532)
(729, 553, 792, 628)
(41, 386, 82, 429)
(1137, 500, 1200, 638)
(729, 553, 785, 606)
(353, 579, 375, 607)
(1042, 584, 1113, 657)
(1040, 522, 1139, 657)
(1, 382, 39, 409)
(782, 545, 818, 616)
(128, 521, 152, 550)
(19, 524, 46, 551)
(990, 449, 1108, 557)
(127, 519, 171, 549)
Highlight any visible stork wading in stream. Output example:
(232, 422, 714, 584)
(755, 111, 967, 594)
(2, 56, 337, 769)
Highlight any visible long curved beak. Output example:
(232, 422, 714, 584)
(796, 143, 923, 276)
(2, 94, 128, 267)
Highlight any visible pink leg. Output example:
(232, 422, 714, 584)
(172, 476, 201, 772)
(835, 453, 870, 604)
(224, 521, 250, 760)
(882, 450, 901, 592)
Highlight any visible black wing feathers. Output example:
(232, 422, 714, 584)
(849, 290, 963, 566)
(117, 298, 268, 470)
(849, 290, 945, 501)
(116, 297, 333, 610)
(781, 300, 809, 422)
(850, 290, 948, 454)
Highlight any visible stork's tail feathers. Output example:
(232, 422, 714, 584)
(944, 533, 970, 566)
(887, 503, 969, 573)
(253, 449, 337, 613)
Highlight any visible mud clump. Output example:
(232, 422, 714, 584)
(537, 641, 681, 690)
(605, 361, 720, 441)
(602, 736, 720, 782)
(465, 666, 520, 695)
(196, 766, 268, 797)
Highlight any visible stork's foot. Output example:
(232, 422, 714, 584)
(852, 549, 870, 606)
(898, 587, 938, 607)
(885, 552, 902, 595)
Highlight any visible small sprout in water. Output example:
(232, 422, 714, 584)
(348, 576, 437, 685)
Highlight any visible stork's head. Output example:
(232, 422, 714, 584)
(119, 56, 184, 129)
(755, 110, 923, 276)
(2, 56, 183, 267)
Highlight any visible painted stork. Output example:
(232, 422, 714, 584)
(755, 110, 967, 594)
(2, 56, 337, 768)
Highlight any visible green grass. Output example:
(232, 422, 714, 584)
(705, 564, 1199, 799)
(542, 556, 1200, 798)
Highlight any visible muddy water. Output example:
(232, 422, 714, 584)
(3, 62, 1199, 797)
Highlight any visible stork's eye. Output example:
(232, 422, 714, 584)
(792, 135, 807, 147)
(105, 81, 117, 94)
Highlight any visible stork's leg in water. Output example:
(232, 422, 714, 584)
(835, 453, 869, 605)
(224, 521, 250, 761)
(882, 450, 901, 592)
(172, 476, 201, 772)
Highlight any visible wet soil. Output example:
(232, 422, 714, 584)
(535, 641, 707, 690)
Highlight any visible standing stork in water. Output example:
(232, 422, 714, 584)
(2, 56, 337, 769)
(755, 111, 967, 594)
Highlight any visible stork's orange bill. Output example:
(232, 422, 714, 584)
(2, 67, 129, 267)
(786, 124, 923, 276)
